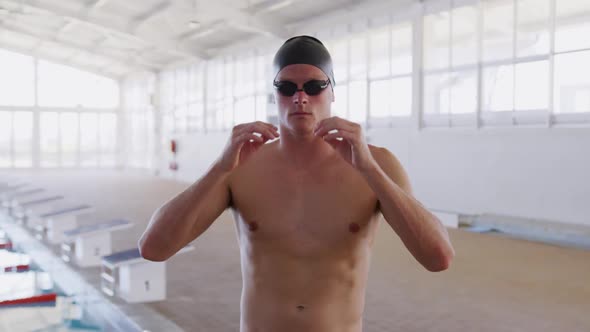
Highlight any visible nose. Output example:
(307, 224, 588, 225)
(292, 89, 308, 105)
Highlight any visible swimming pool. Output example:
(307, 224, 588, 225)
(0, 216, 142, 332)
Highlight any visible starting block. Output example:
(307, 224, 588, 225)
(35, 205, 94, 244)
(14, 196, 64, 224)
(101, 246, 193, 303)
(61, 219, 134, 267)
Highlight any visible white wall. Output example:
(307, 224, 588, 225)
(161, 127, 590, 227)
(369, 126, 590, 227)
(158, 132, 229, 181)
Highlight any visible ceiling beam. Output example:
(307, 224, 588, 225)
(130, 1, 172, 33)
(178, 20, 225, 41)
(223, 6, 291, 40)
(0, 22, 160, 70)
(248, 0, 293, 14)
(176, 7, 289, 48)
(63, 0, 109, 35)
(88, 0, 110, 11)
(57, 18, 77, 34)
(285, 0, 417, 33)
(0, 39, 121, 79)
(3, 0, 206, 60)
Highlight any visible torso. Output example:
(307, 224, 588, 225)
(228, 141, 381, 332)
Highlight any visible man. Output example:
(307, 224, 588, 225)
(139, 36, 454, 332)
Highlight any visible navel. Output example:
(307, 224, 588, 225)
(247, 221, 259, 232)
(296, 305, 305, 311)
(348, 222, 361, 233)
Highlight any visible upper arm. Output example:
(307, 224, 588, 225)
(195, 176, 232, 228)
(140, 168, 232, 261)
(370, 146, 413, 196)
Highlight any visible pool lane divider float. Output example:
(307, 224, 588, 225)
(0, 292, 57, 308)
(3, 264, 30, 272)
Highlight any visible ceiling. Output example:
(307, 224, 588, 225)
(0, 0, 402, 79)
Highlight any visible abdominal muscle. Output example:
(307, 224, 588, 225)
(237, 234, 372, 332)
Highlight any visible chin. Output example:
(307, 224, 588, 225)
(288, 123, 314, 135)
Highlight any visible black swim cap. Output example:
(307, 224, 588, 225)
(272, 35, 335, 86)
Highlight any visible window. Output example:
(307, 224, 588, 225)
(145, 0, 590, 149)
(99, 113, 118, 167)
(555, 0, 590, 53)
(60, 112, 79, 167)
(0, 49, 121, 170)
(189, 63, 205, 131)
(123, 74, 154, 169)
(0, 111, 34, 168)
(349, 35, 367, 81)
(517, 0, 550, 57)
(452, 5, 478, 67)
(482, 65, 514, 112)
(38, 60, 118, 108)
(369, 27, 391, 79)
(423, 10, 450, 70)
(370, 79, 392, 119)
(349, 80, 367, 123)
(331, 40, 349, 84)
(0, 112, 11, 167)
(80, 113, 99, 167)
(0, 50, 34, 107)
(515, 61, 549, 110)
(482, 0, 514, 62)
(13, 112, 33, 168)
(327, 19, 414, 127)
(333, 84, 348, 118)
(234, 97, 256, 125)
(40, 112, 59, 168)
(420, 0, 583, 126)
(206, 60, 224, 131)
(391, 77, 412, 117)
(554, 50, 590, 114)
(391, 23, 413, 75)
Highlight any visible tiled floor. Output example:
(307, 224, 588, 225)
(2, 170, 589, 332)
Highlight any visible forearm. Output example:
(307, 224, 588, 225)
(139, 162, 230, 260)
(361, 163, 454, 271)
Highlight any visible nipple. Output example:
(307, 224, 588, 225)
(348, 223, 360, 233)
(247, 221, 259, 232)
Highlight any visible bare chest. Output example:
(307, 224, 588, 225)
(229, 161, 380, 257)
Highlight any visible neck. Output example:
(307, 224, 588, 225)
(278, 128, 335, 167)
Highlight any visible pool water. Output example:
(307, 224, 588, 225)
(0, 236, 103, 331)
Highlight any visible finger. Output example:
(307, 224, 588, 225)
(315, 118, 358, 137)
(246, 123, 280, 139)
(322, 129, 357, 145)
(315, 116, 352, 130)
(233, 125, 277, 142)
(235, 132, 264, 145)
(251, 121, 279, 135)
(259, 121, 279, 131)
(233, 122, 278, 137)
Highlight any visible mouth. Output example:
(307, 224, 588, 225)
(290, 112, 312, 116)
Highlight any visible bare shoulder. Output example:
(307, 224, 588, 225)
(227, 141, 280, 208)
(228, 141, 279, 183)
(368, 145, 400, 169)
(368, 145, 413, 195)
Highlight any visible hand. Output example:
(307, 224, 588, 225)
(314, 117, 376, 172)
(216, 121, 279, 172)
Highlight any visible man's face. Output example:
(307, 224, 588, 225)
(273, 64, 334, 135)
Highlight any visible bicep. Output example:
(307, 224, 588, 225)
(198, 178, 232, 224)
